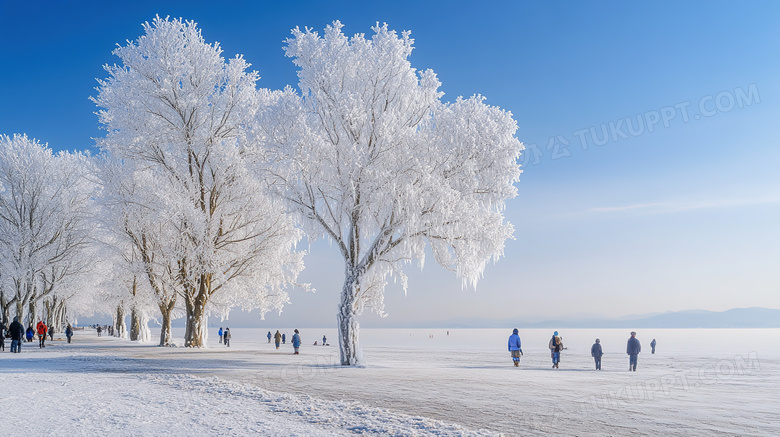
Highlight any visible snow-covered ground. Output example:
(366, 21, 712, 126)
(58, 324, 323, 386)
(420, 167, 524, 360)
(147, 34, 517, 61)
(2, 328, 778, 436)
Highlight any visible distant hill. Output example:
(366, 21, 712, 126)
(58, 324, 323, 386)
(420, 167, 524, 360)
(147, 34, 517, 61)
(513, 307, 780, 329)
(417, 307, 780, 329)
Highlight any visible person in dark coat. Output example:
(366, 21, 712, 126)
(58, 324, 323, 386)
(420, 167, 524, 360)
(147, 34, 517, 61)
(627, 331, 641, 371)
(650, 338, 657, 354)
(507, 328, 523, 367)
(223, 328, 231, 347)
(96, 325, 102, 337)
(591, 338, 604, 370)
(65, 324, 74, 344)
(322, 335, 327, 346)
(267, 331, 272, 343)
(26, 325, 34, 342)
(10, 317, 25, 353)
(282, 333, 286, 344)
(48, 324, 55, 341)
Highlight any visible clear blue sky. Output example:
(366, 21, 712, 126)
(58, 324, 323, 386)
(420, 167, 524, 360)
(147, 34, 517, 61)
(2, 1, 778, 327)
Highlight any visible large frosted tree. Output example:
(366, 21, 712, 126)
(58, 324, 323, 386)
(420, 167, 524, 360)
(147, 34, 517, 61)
(260, 22, 523, 365)
(93, 17, 305, 347)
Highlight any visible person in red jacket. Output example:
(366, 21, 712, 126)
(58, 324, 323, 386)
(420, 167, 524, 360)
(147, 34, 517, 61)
(36, 321, 47, 348)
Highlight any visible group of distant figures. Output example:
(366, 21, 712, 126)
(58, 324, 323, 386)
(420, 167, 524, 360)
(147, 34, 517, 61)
(508, 329, 657, 370)
(0, 317, 75, 353)
(217, 327, 232, 347)
(95, 324, 115, 337)
(264, 329, 308, 354)
(210, 328, 330, 354)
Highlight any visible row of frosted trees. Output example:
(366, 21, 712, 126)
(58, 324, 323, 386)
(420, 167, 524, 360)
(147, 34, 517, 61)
(0, 17, 523, 365)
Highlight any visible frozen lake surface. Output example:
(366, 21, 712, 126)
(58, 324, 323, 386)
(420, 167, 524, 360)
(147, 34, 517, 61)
(2, 328, 778, 436)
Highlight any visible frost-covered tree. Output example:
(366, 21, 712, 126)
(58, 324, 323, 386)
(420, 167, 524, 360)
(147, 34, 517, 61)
(93, 17, 305, 347)
(0, 134, 96, 326)
(97, 158, 182, 346)
(261, 22, 522, 365)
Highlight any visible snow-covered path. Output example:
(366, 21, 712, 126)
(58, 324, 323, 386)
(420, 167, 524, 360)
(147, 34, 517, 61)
(1, 334, 494, 436)
(2, 329, 779, 436)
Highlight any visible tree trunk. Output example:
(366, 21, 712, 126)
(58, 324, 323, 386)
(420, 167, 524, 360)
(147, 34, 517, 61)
(337, 274, 362, 365)
(130, 307, 141, 341)
(1, 297, 10, 325)
(28, 300, 37, 326)
(54, 301, 66, 331)
(115, 305, 126, 338)
(0, 295, 6, 325)
(15, 299, 24, 325)
(184, 290, 208, 348)
(45, 299, 54, 328)
(159, 301, 174, 346)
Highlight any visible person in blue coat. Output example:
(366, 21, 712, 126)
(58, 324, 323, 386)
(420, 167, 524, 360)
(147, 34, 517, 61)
(292, 329, 301, 354)
(591, 338, 603, 370)
(507, 328, 523, 367)
(650, 338, 657, 354)
(26, 325, 34, 342)
(267, 331, 272, 343)
(282, 333, 286, 344)
(218, 327, 223, 344)
(627, 331, 641, 371)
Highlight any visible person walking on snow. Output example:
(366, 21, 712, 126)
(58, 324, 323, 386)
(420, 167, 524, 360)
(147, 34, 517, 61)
(267, 331, 272, 343)
(549, 331, 565, 368)
(591, 339, 604, 370)
(96, 325, 102, 337)
(218, 327, 223, 344)
(282, 333, 286, 344)
(0, 321, 6, 351)
(37, 321, 47, 348)
(627, 331, 641, 371)
(65, 324, 74, 344)
(10, 317, 25, 353)
(274, 330, 282, 349)
(650, 338, 657, 354)
(223, 328, 231, 347)
(322, 335, 327, 346)
(48, 324, 54, 341)
(292, 329, 301, 354)
(507, 328, 523, 367)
